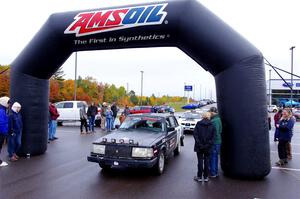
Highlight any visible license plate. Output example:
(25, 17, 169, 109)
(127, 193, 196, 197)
(113, 161, 119, 166)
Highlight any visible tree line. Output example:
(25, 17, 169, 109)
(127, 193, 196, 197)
(0, 65, 185, 106)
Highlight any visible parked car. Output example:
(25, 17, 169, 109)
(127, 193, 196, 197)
(129, 106, 152, 114)
(178, 111, 202, 133)
(292, 108, 300, 121)
(55, 101, 87, 126)
(87, 113, 184, 175)
(267, 105, 278, 113)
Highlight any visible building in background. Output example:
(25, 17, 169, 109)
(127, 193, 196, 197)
(266, 79, 300, 106)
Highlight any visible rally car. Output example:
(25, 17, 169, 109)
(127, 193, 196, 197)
(178, 111, 202, 133)
(87, 113, 184, 175)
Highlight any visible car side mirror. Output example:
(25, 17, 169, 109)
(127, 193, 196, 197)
(167, 127, 175, 132)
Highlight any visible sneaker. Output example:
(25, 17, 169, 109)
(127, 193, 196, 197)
(275, 160, 284, 166)
(9, 156, 18, 162)
(13, 154, 19, 160)
(204, 177, 209, 182)
(0, 161, 8, 167)
(53, 137, 58, 140)
(193, 176, 202, 182)
(210, 175, 218, 178)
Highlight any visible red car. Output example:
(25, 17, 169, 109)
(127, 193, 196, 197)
(129, 106, 152, 114)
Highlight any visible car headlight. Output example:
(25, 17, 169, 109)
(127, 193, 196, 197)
(93, 144, 105, 154)
(132, 147, 153, 158)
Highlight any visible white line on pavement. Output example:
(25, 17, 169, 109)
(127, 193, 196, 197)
(271, 151, 300, 155)
(272, 167, 300, 172)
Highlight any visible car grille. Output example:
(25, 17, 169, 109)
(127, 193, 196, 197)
(105, 145, 131, 158)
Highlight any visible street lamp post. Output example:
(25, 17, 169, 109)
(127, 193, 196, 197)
(269, 69, 272, 105)
(290, 46, 295, 107)
(74, 52, 77, 101)
(140, 71, 144, 106)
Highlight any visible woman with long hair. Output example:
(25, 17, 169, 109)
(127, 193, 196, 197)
(275, 108, 294, 166)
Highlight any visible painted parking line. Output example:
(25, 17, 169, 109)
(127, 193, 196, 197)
(272, 167, 300, 172)
(271, 151, 300, 155)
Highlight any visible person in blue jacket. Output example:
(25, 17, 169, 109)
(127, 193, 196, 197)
(275, 108, 295, 166)
(0, 96, 10, 167)
(106, 106, 113, 132)
(8, 102, 23, 162)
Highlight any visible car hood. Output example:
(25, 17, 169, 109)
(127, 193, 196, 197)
(180, 118, 201, 123)
(95, 130, 165, 146)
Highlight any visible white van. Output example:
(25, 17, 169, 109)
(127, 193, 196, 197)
(55, 101, 88, 125)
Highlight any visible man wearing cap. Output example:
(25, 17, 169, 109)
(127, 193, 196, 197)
(209, 107, 222, 178)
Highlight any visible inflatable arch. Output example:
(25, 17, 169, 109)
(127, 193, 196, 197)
(10, 0, 270, 179)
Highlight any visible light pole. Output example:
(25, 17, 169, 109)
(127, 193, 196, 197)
(269, 69, 272, 105)
(74, 52, 77, 101)
(140, 70, 144, 106)
(290, 46, 295, 107)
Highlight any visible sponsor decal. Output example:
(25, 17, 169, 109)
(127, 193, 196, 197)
(65, 3, 168, 37)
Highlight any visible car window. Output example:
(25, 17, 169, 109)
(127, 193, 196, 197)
(55, 103, 64, 108)
(172, 116, 179, 126)
(166, 118, 171, 128)
(120, 116, 165, 132)
(77, 102, 84, 108)
(168, 117, 177, 128)
(63, 102, 73, 108)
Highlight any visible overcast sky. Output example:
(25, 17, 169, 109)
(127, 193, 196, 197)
(1, 0, 299, 100)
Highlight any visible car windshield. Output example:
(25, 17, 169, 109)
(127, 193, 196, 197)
(183, 112, 201, 119)
(120, 116, 165, 132)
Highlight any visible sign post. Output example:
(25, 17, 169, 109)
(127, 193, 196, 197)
(184, 85, 193, 104)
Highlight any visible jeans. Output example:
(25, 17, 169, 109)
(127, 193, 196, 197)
(48, 120, 57, 139)
(0, 134, 7, 164)
(196, 150, 210, 178)
(7, 133, 22, 158)
(88, 116, 95, 132)
(210, 144, 221, 176)
(106, 118, 113, 131)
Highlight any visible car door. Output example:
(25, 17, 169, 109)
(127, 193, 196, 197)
(62, 102, 74, 121)
(55, 102, 65, 121)
(166, 117, 178, 153)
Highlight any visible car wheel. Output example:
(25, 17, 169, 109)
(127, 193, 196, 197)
(57, 121, 63, 126)
(99, 163, 111, 170)
(153, 151, 165, 175)
(174, 143, 181, 156)
(273, 109, 277, 113)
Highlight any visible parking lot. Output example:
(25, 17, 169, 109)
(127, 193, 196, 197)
(1, 113, 300, 199)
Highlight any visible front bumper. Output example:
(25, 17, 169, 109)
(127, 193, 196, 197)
(87, 154, 158, 168)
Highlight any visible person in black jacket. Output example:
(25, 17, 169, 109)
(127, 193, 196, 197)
(193, 112, 216, 182)
(111, 102, 118, 130)
(87, 102, 98, 133)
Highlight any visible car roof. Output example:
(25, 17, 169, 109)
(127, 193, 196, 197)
(129, 113, 172, 119)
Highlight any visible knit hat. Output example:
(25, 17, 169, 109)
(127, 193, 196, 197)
(0, 96, 10, 108)
(12, 102, 21, 113)
(209, 107, 218, 113)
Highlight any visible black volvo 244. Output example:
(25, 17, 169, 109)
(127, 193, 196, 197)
(87, 114, 184, 174)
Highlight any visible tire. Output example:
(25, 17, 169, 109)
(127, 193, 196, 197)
(174, 143, 181, 156)
(99, 163, 111, 170)
(153, 151, 165, 175)
(57, 121, 63, 126)
(273, 109, 277, 113)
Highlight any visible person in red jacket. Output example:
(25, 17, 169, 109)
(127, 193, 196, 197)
(274, 109, 282, 141)
(49, 102, 60, 142)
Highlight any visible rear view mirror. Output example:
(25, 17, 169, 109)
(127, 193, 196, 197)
(167, 127, 175, 132)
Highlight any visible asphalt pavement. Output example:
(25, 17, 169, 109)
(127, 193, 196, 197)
(1, 110, 300, 199)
